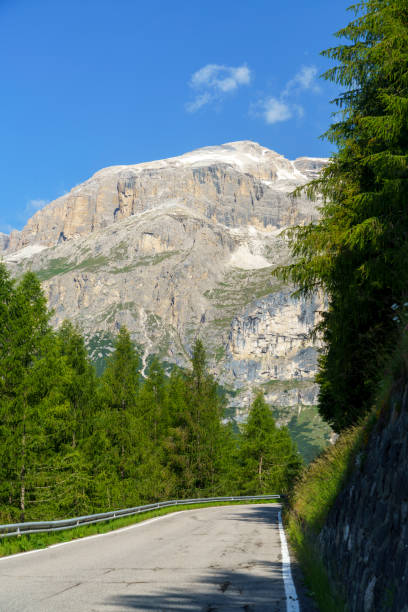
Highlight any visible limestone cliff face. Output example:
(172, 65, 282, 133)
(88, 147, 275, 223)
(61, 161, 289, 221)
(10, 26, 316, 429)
(5, 142, 322, 253)
(3, 141, 326, 418)
(0, 233, 9, 251)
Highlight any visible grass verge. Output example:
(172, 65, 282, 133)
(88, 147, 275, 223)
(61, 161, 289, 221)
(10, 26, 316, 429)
(0, 499, 278, 558)
(284, 419, 372, 612)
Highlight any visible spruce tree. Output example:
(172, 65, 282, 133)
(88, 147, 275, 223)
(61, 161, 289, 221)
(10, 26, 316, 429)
(92, 326, 142, 508)
(239, 393, 301, 494)
(276, 0, 408, 431)
(137, 357, 168, 445)
(0, 269, 71, 520)
(165, 340, 226, 497)
(57, 320, 96, 447)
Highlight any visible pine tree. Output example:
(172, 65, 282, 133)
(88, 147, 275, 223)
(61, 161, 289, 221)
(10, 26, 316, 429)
(92, 326, 142, 508)
(276, 0, 408, 431)
(239, 392, 301, 495)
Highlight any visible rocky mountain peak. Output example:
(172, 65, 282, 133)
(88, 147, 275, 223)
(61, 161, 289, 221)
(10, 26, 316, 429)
(2, 141, 327, 256)
(2, 141, 333, 452)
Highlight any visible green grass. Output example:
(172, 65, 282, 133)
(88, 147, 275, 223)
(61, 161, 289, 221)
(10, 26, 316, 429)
(284, 419, 372, 611)
(286, 517, 345, 612)
(214, 345, 226, 362)
(36, 257, 76, 280)
(36, 255, 110, 280)
(0, 499, 278, 558)
(76, 255, 110, 271)
(290, 422, 366, 531)
(109, 251, 180, 273)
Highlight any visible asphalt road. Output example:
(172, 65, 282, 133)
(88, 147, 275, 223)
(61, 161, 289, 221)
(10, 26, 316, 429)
(0, 503, 302, 611)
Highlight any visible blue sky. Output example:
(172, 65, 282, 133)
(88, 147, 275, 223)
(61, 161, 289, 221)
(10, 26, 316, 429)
(0, 0, 352, 233)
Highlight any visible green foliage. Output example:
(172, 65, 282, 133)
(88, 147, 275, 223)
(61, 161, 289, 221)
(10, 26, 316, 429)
(284, 417, 373, 612)
(0, 265, 301, 525)
(275, 0, 408, 431)
(285, 323, 408, 611)
(283, 405, 333, 464)
(0, 266, 87, 521)
(286, 516, 346, 612)
(57, 320, 97, 447)
(36, 255, 110, 281)
(165, 340, 230, 497)
(239, 392, 302, 494)
(289, 423, 365, 532)
(91, 327, 142, 509)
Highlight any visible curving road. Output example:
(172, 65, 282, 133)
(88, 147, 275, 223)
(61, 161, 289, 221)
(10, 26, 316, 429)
(0, 503, 303, 611)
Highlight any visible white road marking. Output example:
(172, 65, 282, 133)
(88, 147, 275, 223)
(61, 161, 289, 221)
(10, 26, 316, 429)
(278, 510, 300, 612)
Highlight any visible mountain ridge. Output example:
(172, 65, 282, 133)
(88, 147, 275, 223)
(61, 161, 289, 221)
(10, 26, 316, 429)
(2, 141, 327, 255)
(2, 141, 332, 454)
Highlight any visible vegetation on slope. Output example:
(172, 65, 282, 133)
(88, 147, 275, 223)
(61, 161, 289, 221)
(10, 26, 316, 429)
(285, 325, 408, 611)
(285, 425, 364, 611)
(284, 405, 333, 464)
(0, 262, 301, 525)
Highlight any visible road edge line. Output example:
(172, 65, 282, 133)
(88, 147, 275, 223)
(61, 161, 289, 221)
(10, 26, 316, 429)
(278, 510, 300, 612)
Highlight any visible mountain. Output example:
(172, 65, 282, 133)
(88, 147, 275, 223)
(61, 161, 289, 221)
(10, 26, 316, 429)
(0, 233, 9, 251)
(2, 141, 332, 451)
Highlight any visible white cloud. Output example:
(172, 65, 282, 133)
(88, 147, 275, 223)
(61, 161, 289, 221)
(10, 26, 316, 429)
(262, 98, 292, 124)
(186, 63, 251, 112)
(185, 92, 212, 113)
(255, 65, 319, 126)
(282, 65, 320, 97)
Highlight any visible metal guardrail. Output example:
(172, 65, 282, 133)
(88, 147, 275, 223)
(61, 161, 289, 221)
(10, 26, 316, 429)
(0, 495, 280, 538)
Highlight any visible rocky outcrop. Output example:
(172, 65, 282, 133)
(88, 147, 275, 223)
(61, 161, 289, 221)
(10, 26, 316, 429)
(0, 233, 9, 251)
(3, 141, 327, 421)
(318, 385, 408, 611)
(225, 289, 322, 383)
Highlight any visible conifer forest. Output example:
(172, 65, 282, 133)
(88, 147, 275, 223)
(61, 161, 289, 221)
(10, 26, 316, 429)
(0, 264, 301, 523)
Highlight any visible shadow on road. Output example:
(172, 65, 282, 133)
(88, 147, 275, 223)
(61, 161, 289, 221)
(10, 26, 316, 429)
(106, 560, 287, 611)
(228, 504, 281, 527)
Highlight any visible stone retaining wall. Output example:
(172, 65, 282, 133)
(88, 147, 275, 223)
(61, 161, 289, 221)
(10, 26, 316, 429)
(318, 384, 408, 611)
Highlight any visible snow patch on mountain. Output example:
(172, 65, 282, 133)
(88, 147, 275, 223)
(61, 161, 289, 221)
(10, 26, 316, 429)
(4, 244, 49, 262)
(229, 244, 272, 270)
